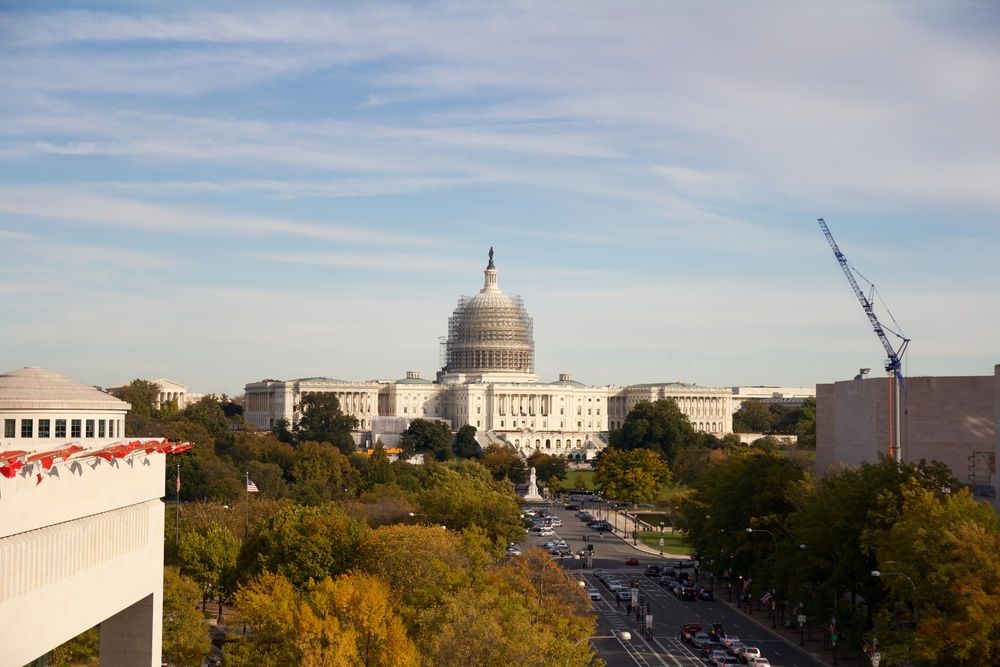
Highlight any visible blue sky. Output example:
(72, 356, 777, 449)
(1, 1, 998, 395)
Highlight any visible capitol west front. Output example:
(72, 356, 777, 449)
(245, 251, 733, 458)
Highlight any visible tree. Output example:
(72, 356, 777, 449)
(111, 379, 160, 418)
(229, 572, 418, 667)
(732, 400, 773, 433)
(237, 504, 367, 590)
(162, 566, 212, 667)
(417, 463, 525, 545)
(453, 424, 480, 458)
(295, 392, 358, 454)
(479, 443, 527, 483)
(871, 482, 1000, 665)
(399, 419, 453, 461)
(49, 627, 99, 666)
(593, 447, 671, 505)
(291, 440, 360, 505)
(526, 451, 567, 486)
(178, 525, 240, 619)
(609, 398, 697, 462)
(363, 443, 395, 488)
(272, 417, 295, 444)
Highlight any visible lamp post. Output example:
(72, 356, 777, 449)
(872, 570, 918, 626)
(747, 528, 778, 627)
(801, 544, 839, 665)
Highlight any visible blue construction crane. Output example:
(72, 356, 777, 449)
(818, 217, 910, 460)
(817, 218, 910, 382)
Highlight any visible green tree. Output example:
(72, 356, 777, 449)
(295, 393, 358, 454)
(400, 418, 454, 461)
(479, 443, 527, 483)
(871, 482, 1000, 665)
(178, 395, 235, 441)
(49, 627, 99, 666)
(453, 424, 480, 458)
(178, 525, 240, 619)
(291, 440, 360, 504)
(526, 451, 567, 483)
(363, 443, 395, 488)
(593, 447, 671, 505)
(162, 566, 212, 667)
(271, 417, 296, 444)
(111, 379, 160, 417)
(732, 400, 773, 433)
(237, 504, 367, 590)
(609, 398, 696, 462)
(418, 463, 525, 544)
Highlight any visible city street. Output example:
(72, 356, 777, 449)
(523, 504, 831, 667)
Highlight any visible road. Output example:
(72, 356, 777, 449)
(522, 504, 829, 667)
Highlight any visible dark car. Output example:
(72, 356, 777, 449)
(565, 504, 579, 510)
(680, 585, 698, 601)
(679, 623, 702, 642)
(708, 623, 725, 639)
(703, 641, 725, 658)
(697, 587, 715, 601)
(645, 564, 663, 577)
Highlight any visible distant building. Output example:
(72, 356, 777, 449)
(816, 365, 999, 503)
(0, 366, 173, 666)
(245, 250, 740, 460)
(107, 377, 193, 409)
(730, 385, 816, 412)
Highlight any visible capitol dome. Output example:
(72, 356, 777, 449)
(443, 249, 535, 376)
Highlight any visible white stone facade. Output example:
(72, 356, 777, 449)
(608, 382, 733, 435)
(730, 385, 816, 413)
(0, 366, 168, 666)
(244, 252, 750, 458)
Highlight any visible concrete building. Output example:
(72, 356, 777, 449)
(245, 250, 737, 460)
(816, 365, 999, 502)
(0, 366, 175, 666)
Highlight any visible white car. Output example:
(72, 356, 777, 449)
(538, 528, 555, 536)
(505, 546, 522, 556)
(587, 587, 602, 601)
(747, 659, 770, 667)
(740, 646, 762, 662)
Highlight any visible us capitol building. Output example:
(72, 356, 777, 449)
(245, 250, 733, 460)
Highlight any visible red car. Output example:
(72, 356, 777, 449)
(626, 557, 640, 566)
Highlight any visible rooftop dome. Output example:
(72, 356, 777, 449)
(443, 248, 534, 375)
(0, 366, 130, 412)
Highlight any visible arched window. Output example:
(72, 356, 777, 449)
(545, 438, 551, 449)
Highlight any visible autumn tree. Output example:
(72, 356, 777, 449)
(479, 443, 527, 483)
(871, 482, 1000, 665)
(295, 392, 358, 454)
(291, 440, 361, 504)
(593, 447, 671, 505)
(229, 572, 418, 667)
(162, 566, 212, 667)
(609, 398, 697, 461)
(526, 451, 568, 489)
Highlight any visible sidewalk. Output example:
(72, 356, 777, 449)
(602, 508, 845, 667)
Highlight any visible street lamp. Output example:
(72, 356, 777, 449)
(872, 570, 918, 626)
(747, 528, 779, 627)
(801, 544, 839, 665)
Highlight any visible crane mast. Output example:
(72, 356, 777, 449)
(817, 217, 910, 461)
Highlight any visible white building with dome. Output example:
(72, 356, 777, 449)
(244, 250, 732, 459)
(0, 366, 178, 666)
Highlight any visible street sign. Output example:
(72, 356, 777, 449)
(871, 652, 881, 667)
(797, 614, 806, 625)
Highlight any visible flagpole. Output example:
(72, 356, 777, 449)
(244, 471, 249, 542)
(175, 463, 180, 548)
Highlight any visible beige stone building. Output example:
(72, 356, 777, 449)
(816, 365, 999, 502)
(0, 366, 172, 666)
(245, 250, 740, 460)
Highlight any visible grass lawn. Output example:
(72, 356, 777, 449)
(639, 530, 691, 555)
(563, 470, 596, 489)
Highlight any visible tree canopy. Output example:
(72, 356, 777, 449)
(295, 392, 358, 454)
(609, 398, 697, 461)
(399, 418, 453, 461)
(593, 447, 672, 504)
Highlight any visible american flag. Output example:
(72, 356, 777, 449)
(760, 591, 773, 604)
(246, 478, 259, 493)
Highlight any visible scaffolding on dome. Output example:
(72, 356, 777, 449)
(444, 293, 535, 373)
